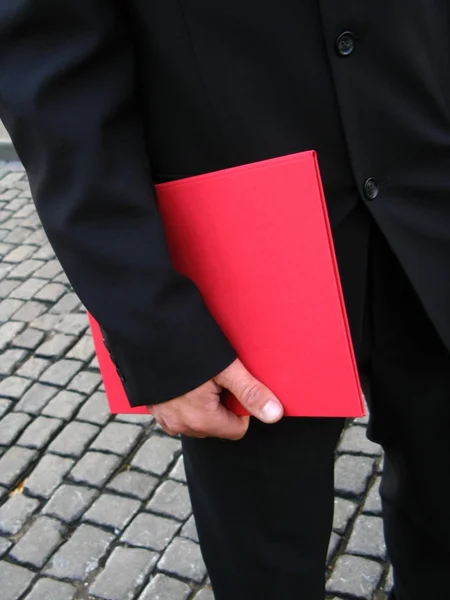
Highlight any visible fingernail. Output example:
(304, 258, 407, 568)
(261, 399, 283, 422)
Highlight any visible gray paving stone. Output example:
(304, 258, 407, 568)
(12, 300, 46, 322)
(338, 425, 382, 456)
(107, 470, 158, 501)
(0, 262, 14, 281)
(12, 327, 45, 350)
(88, 351, 99, 368)
(48, 421, 99, 457)
(122, 513, 181, 551)
(0, 561, 35, 600)
(34, 283, 66, 303)
(327, 531, 341, 562)
(347, 515, 386, 559)
(384, 566, 394, 593)
(0, 348, 27, 377)
(43, 484, 99, 523)
(159, 537, 206, 583)
(20, 212, 41, 227)
(0, 398, 12, 417)
(138, 574, 191, 600)
(32, 259, 63, 280)
(147, 479, 191, 521)
(35, 334, 76, 358)
(0, 446, 37, 487)
(39, 359, 83, 386)
(333, 497, 358, 535)
(334, 455, 375, 498)
(88, 546, 158, 600)
(0, 320, 25, 350)
(0, 172, 25, 186)
(7, 185, 28, 198)
(193, 590, 215, 600)
(90, 422, 142, 456)
(0, 536, 12, 557)
(114, 412, 153, 425)
(170, 456, 187, 483)
(32, 243, 53, 260)
(53, 271, 71, 286)
(66, 335, 95, 362)
(68, 451, 121, 487)
(45, 524, 114, 580)
(0, 297, 23, 321)
(83, 492, 141, 532)
(0, 241, 14, 256)
(3, 244, 36, 263)
(9, 516, 66, 568)
(326, 555, 383, 598)
(54, 313, 88, 336)
(14, 382, 58, 414)
(181, 515, 199, 543)
(9, 278, 47, 300)
(16, 357, 50, 380)
(0, 493, 40, 535)
(25, 454, 74, 498)
(7, 259, 43, 279)
(29, 313, 61, 331)
(76, 392, 110, 425)
(0, 277, 20, 295)
(0, 188, 20, 201)
(363, 478, 382, 515)
(17, 416, 63, 449)
(49, 292, 80, 315)
(67, 370, 100, 395)
(131, 436, 180, 476)
(41, 390, 86, 421)
(23, 577, 77, 600)
(0, 375, 32, 399)
(0, 412, 31, 446)
(3, 225, 32, 244)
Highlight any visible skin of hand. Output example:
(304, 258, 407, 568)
(148, 358, 284, 440)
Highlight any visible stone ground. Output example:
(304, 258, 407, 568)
(0, 158, 392, 600)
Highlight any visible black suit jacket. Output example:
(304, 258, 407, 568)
(1, 1, 449, 406)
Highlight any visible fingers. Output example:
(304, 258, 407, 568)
(215, 359, 283, 423)
(148, 358, 282, 440)
(188, 409, 249, 440)
(149, 400, 250, 440)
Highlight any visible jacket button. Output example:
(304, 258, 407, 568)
(336, 31, 355, 56)
(363, 178, 379, 201)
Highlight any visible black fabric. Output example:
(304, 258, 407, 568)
(182, 416, 345, 600)
(1, 2, 450, 405)
(182, 209, 450, 599)
(362, 223, 450, 600)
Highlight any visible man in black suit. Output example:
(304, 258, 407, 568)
(1, 2, 449, 599)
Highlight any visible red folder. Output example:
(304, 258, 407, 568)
(88, 151, 364, 417)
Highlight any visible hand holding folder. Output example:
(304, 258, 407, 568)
(88, 151, 364, 418)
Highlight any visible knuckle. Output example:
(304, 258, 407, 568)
(240, 381, 264, 409)
(188, 417, 208, 435)
(159, 416, 181, 436)
(164, 427, 179, 437)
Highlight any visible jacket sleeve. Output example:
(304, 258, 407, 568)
(0, 0, 237, 406)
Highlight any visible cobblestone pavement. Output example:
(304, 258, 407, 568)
(0, 160, 392, 600)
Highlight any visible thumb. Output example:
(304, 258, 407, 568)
(216, 360, 284, 423)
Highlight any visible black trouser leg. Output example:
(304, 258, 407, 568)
(363, 224, 450, 600)
(182, 416, 344, 600)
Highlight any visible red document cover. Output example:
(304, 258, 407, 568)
(88, 151, 364, 417)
